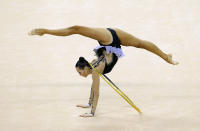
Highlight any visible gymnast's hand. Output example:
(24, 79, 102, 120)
(76, 104, 91, 108)
(80, 113, 94, 117)
(28, 28, 46, 36)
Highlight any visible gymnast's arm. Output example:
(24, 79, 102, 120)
(80, 61, 105, 117)
(87, 59, 99, 107)
(90, 70, 100, 115)
(88, 84, 94, 107)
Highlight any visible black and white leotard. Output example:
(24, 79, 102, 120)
(93, 28, 124, 74)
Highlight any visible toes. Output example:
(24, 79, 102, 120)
(28, 29, 44, 36)
(28, 30, 35, 35)
(167, 54, 179, 65)
(28, 31, 32, 36)
(30, 29, 37, 35)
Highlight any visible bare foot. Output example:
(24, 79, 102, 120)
(28, 28, 46, 36)
(76, 104, 91, 108)
(167, 54, 179, 65)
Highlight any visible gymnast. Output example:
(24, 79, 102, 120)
(29, 25, 178, 117)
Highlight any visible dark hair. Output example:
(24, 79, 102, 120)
(75, 57, 90, 69)
(95, 47, 106, 57)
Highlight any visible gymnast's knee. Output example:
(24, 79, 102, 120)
(68, 25, 82, 33)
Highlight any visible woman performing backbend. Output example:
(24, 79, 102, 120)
(29, 25, 178, 117)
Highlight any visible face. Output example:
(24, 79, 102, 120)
(76, 66, 90, 78)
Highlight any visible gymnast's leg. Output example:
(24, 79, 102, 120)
(29, 25, 112, 45)
(137, 40, 178, 65)
(114, 28, 179, 65)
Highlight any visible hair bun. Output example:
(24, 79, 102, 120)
(76, 57, 90, 69)
(79, 57, 85, 62)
